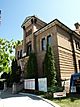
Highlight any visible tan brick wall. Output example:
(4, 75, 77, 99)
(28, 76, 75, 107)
(57, 26, 75, 80)
(58, 48, 75, 79)
(36, 25, 60, 79)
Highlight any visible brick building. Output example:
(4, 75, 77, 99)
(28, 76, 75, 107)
(15, 16, 80, 88)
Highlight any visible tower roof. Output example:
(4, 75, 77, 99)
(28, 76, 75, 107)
(21, 15, 47, 28)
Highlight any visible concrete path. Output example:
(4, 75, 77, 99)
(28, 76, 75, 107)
(0, 89, 60, 107)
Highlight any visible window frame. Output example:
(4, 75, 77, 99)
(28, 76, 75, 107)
(26, 41, 32, 56)
(47, 35, 52, 46)
(17, 51, 20, 59)
(41, 37, 46, 51)
(20, 50, 22, 58)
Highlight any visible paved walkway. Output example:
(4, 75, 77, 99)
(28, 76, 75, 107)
(0, 89, 60, 107)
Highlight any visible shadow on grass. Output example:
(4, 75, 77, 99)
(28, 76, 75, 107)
(69, 93, 80, 102)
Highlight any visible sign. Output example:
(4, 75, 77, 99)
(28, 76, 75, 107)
(24, 79, 35, 90)
(38, 78, 47, 92)
(75, 79, 80, 85)
(53, 91, 66, 98)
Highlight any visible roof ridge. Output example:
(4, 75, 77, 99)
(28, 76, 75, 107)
(21, 15, 47, 27)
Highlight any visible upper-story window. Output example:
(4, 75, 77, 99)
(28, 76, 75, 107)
(17, 51, 20, 59)
(75, 40, 80, 50)
(78, 60, 80, 72)
(20, 50, 22, 58)
(26, 29, 32, 37)
(26, 42, 32, 56)
(41, 38, 46, 50)
(17, 50, 23, 59)
(47, 35, 52, 46)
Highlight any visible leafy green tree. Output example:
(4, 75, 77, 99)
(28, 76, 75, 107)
(43, 44, 57, 87)
(0, 38, 21, 74)
(0, 38, 15, 73)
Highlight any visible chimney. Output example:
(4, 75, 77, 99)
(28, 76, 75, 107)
(74, 22, 80, 34)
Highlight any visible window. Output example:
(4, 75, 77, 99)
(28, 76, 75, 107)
(26, 42, 32, 56)
(17, 51, 20, 59)
(17, 50, 22, 59)
(20, 50, 22, 58)
(78, 60, 80, 72)
(41, 38, 46, 50)
(47, 35, 52, 46)
(75, 40, 80, 50)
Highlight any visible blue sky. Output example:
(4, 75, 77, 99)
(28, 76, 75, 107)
(0, 0, 80, 41)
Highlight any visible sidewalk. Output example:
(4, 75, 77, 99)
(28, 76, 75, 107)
(0, 89, 60, 107)
(0, 88, 22, 99)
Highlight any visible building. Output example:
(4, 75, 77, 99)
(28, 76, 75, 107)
(15, 15, 80, 90)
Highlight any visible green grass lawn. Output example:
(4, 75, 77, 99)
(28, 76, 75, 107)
(52, 96, 80, 107)
(35, 91, 80, 107)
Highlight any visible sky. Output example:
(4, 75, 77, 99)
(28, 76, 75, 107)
(0, 0, 80, 41)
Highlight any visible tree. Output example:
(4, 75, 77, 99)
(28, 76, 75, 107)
(0, 38, 15, 73)
(11, 58, 18, 74)
(26, 52, 38, 90)
(27, 52, 38, 79)
(43, 44, 57, 87)
(11, 58, 17, 83)
(0, 38, 21, 74)
(11, 58, 21, 83)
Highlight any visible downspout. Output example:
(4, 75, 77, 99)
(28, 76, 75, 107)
(70, 32, 77, 73)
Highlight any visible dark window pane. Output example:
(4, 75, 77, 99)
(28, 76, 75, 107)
(20, 50, 22, 58)
(75, 40, 80, 50)
(26, 42, 32, 56)
(47, 35, 51, 45)
(78, 60, 80, 71)
(42, 38, 46, 50)
(17, 51, 19, 59)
